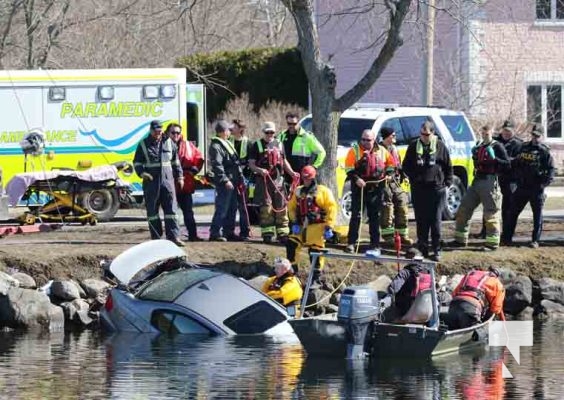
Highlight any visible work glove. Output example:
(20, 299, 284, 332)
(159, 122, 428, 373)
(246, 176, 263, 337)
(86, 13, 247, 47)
(291, 224, 301, 235)
(323, 226, 334, 240)
(141, 172, 153, 182)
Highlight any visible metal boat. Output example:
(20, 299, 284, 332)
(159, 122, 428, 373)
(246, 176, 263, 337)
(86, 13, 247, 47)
(289, 251, 493, 359)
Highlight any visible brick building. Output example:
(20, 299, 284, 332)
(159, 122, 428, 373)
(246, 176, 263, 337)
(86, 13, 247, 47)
(317, 0, 564, 170)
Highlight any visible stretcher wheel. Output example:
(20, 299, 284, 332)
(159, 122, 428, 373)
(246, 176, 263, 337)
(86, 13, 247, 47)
(23, 214, 36, 225)
(89, 217, 97, 226)
(81, 219, 88, 226)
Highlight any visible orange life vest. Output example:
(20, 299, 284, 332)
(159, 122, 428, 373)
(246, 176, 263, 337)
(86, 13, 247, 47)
(456, 270, 492, 306)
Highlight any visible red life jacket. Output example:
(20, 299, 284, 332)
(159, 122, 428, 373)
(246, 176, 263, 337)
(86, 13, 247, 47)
(297, 186, 324, 224)
(257, 140, 283, 171)
(473, 142, 496, 175)
(387, 144, 401, 168)
(353, 144, 387, 180)
(456, 270, 491, 306)
(177, 139, 203, 194)
(411, 272, 432, 297)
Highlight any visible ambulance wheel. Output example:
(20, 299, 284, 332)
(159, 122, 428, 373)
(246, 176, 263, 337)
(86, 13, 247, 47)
(80, 188, 120, 222)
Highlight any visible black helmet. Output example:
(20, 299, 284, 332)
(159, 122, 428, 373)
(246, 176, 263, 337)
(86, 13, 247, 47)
(488, 266, 500, 277)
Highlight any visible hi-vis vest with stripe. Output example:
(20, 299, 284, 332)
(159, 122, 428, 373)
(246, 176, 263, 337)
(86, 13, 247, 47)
(415, 136, 438, 166)
(229, 136, 249, 159)
(212, 136, 237, 156)
(136, 137, 177, 169)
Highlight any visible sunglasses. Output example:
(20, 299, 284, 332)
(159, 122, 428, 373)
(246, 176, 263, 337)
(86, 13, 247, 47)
(264, 131, 275, 134)
(287, 122, 297, 126)
(420, 132, 431, 136)
(170, 131, 181, 135)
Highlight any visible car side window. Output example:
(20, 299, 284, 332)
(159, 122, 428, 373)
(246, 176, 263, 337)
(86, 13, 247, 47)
(399, 116, 435, 143)
(151, 310, 211, 335)
(380, 118, 406, 145)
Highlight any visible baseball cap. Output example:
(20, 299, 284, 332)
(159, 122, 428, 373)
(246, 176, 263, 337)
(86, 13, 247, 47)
(301, 165, 317, 179)
(501, 119, 515, 132)
(215, 119, 232, 133)
(150, 120, 163, 130)
(262, 121, 276, 132)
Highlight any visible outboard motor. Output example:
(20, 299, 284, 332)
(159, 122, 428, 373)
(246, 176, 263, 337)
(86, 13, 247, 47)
(337, 286, 379, 359)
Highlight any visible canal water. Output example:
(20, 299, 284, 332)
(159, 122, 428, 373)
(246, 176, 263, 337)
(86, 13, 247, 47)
(0, 321, 562, 399)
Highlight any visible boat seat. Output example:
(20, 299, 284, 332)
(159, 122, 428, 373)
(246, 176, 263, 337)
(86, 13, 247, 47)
(396, 289, 434, 324)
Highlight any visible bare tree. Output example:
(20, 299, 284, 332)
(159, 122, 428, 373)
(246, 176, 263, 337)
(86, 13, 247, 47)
(279, 0, 412, 199)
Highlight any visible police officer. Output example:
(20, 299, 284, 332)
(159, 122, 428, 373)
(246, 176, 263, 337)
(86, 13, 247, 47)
(278, 112, 326, 182)
(262, 257, 303, 309)
(378, 127, 413, 246)
(447, 267, 505, 329)
(402, 121, 453, 261)
(133, 120, 184, 246)
(248, 121, 299, 244)
(286, 166, 337, 278)
(229, 119, 251, 240)
(209, 120, 244, 242)
(452, 125, 510, 251)
(344, 129, 395, 253)
(502, 125, 555, 248)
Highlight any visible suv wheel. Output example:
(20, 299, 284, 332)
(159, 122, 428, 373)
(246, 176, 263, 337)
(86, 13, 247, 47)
(340, 181, 352, 221)
(443, 175, 465, 220)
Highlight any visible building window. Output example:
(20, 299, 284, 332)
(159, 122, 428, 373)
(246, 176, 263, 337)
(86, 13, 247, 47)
(536, 0, 564, 20)
(527, 84, 563, 139)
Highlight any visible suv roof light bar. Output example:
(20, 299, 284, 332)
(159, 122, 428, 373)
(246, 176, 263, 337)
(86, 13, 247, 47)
(352, 102, 400, 111)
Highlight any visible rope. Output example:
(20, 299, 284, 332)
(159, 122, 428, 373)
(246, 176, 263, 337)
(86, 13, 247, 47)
(262, 173, 289, 214)
(236, 183, 254, 238)
(303, 176, 388, 309)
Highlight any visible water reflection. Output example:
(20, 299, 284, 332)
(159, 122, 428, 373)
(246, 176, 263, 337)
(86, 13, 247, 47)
(0, 321, 561, 399)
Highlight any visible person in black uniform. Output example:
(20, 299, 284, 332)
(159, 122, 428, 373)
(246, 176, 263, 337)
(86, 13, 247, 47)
(402, 121, 453, 262)
(476, 120, 522, 239)
(502, 125, 555, 248)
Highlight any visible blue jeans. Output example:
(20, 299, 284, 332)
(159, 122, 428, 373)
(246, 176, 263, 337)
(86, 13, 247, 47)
(210, 184, 238, 238)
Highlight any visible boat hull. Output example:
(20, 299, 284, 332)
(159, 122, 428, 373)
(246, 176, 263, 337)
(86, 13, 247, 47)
(289, 316, 491, 359)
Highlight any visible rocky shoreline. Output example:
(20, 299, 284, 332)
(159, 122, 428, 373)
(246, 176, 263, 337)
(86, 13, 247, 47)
(1, 259, 563, 332)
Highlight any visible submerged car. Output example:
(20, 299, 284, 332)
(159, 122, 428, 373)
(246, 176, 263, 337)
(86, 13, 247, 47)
(100, 240, 293, 335)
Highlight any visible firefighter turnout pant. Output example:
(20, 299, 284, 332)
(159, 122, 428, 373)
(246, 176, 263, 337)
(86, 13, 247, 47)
(255, 174, 289, 239)
(503, 186, 546, 243)
(348, 184, 384, 247)
(143, 182, 180, 240)
(286, 223, 326, 274)
(454, 175, 501, 248)
(379, 179, 409, 241)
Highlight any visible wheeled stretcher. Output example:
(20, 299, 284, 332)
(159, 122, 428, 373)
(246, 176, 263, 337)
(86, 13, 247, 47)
(5, 164, 124, 225)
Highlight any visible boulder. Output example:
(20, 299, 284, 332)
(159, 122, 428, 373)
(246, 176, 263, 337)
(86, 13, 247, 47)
(503, 276, 533, 315)
(512, 306, 534, 321)
(11, 272, 36, 289)
(535, 300, 564, 320)
(0, 287, 64, 331)
(365, 275, 392, 294)
(51, 280, 81, 301)
(80, 279, 111, 298)
(538, 278, 564, 306)
(0, 271, 20, 296)
(60, 298, 94, 326)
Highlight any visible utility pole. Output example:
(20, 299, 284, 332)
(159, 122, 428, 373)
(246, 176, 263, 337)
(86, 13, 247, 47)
(422, 0, 435, 106)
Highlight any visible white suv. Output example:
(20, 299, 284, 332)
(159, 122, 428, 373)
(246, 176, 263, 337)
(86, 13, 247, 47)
(300, 104, 477, 220)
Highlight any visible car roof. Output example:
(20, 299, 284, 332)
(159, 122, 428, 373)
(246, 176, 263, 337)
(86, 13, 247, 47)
(110, 240, 186, 285)
(303, 104, 465, 120)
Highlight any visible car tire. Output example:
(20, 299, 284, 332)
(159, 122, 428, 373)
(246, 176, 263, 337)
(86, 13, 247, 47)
(80, 188, 120, 222)
(442, 175, 465, 220)
(340, 181, 352, 221)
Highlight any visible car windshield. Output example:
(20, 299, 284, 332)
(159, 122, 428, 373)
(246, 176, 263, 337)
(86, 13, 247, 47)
(440, 115, 474, 142)
(300, 117, 376, 146)
(136, 268, 221, 302)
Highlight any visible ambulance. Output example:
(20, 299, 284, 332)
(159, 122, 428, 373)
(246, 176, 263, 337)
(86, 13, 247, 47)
(0, 68, 206, 220)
